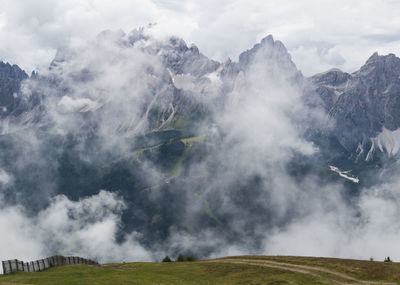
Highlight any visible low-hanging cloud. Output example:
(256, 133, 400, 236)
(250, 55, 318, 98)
(1, 0, 400, 75)
(265, 176, 400, 261)
(0, 190, 152, 274)
(1, 25, 400, 268)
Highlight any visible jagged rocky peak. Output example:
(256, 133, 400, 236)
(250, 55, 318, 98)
(1, 29, 225, 135)
(311, 68, 351, 86)
(310, 68, 352, 110)
(0, 61, 28, 81)
(219, 57, 239, 79)
(357, 52, 400, 87)
(239, 35, 294, 67)
(363, 51, 400, 66)
(168, 36, 189, 52)
(312, 52, 400, 112)
(0, 61, 29, 118)
(30, 70, 39, 79)
(237, 34, 302, 83)
(159, 36, 220, 77)
(189, 43, 199, 56)
(98, 28, 221, 77)
(361, 52, 400, 76)
(310, 51, 400, 160)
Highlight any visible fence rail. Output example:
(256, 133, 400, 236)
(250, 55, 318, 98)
(2, 255, 98, 275)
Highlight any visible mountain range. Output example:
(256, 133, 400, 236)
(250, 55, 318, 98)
(3, 32, 399, 164)
(0, 29, 399, 260)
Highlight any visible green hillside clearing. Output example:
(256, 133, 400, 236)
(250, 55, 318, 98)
(1, 256, 399, 285)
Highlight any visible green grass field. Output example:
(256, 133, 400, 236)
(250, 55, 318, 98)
(226, 255, 400, 282)
(1, 256, 399, 285)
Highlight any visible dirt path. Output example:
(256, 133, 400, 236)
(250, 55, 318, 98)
(207, 258, 397, 285)
(90, 264, 124, 271)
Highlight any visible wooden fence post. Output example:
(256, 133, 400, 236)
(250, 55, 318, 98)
(11, 259, 17, 272)
(2, 255, 96, 274)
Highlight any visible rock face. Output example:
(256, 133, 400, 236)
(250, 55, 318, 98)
(0, 32, 306, 138)
(1, 31, 400, 163)
(159, 37, 220, 77)
(0, 31, 223, 136)
(0, 61, 28, 117)
(219, 35, 304, 91)
(311, 52, 400, 160)
(1, 30, 400, 259)
(238, 35, 303, 83)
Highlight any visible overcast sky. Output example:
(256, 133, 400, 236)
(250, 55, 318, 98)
(0, 0, 400, 75)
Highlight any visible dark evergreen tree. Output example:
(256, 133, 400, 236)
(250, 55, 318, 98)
(162, 256, 172, 262)
(185, 255, 196, 262)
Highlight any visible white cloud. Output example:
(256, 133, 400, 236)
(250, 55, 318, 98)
(0, 190, 152, 274)
(1, 4, 400, 266)
(58, 96, 101, 113)
(0, 169, 12, 185)
(1, 0, 400, 75)
(264, 180, 400, 262)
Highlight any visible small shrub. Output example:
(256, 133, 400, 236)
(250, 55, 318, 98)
(185, 256, 196, 262)
(384, 256, 392, 262)
(162, 256, 172, 262)
(370, 257, 374, 261)
(177, 254, 184, 262)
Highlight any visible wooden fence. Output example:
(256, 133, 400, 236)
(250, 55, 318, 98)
(2, 255, 98, 275)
